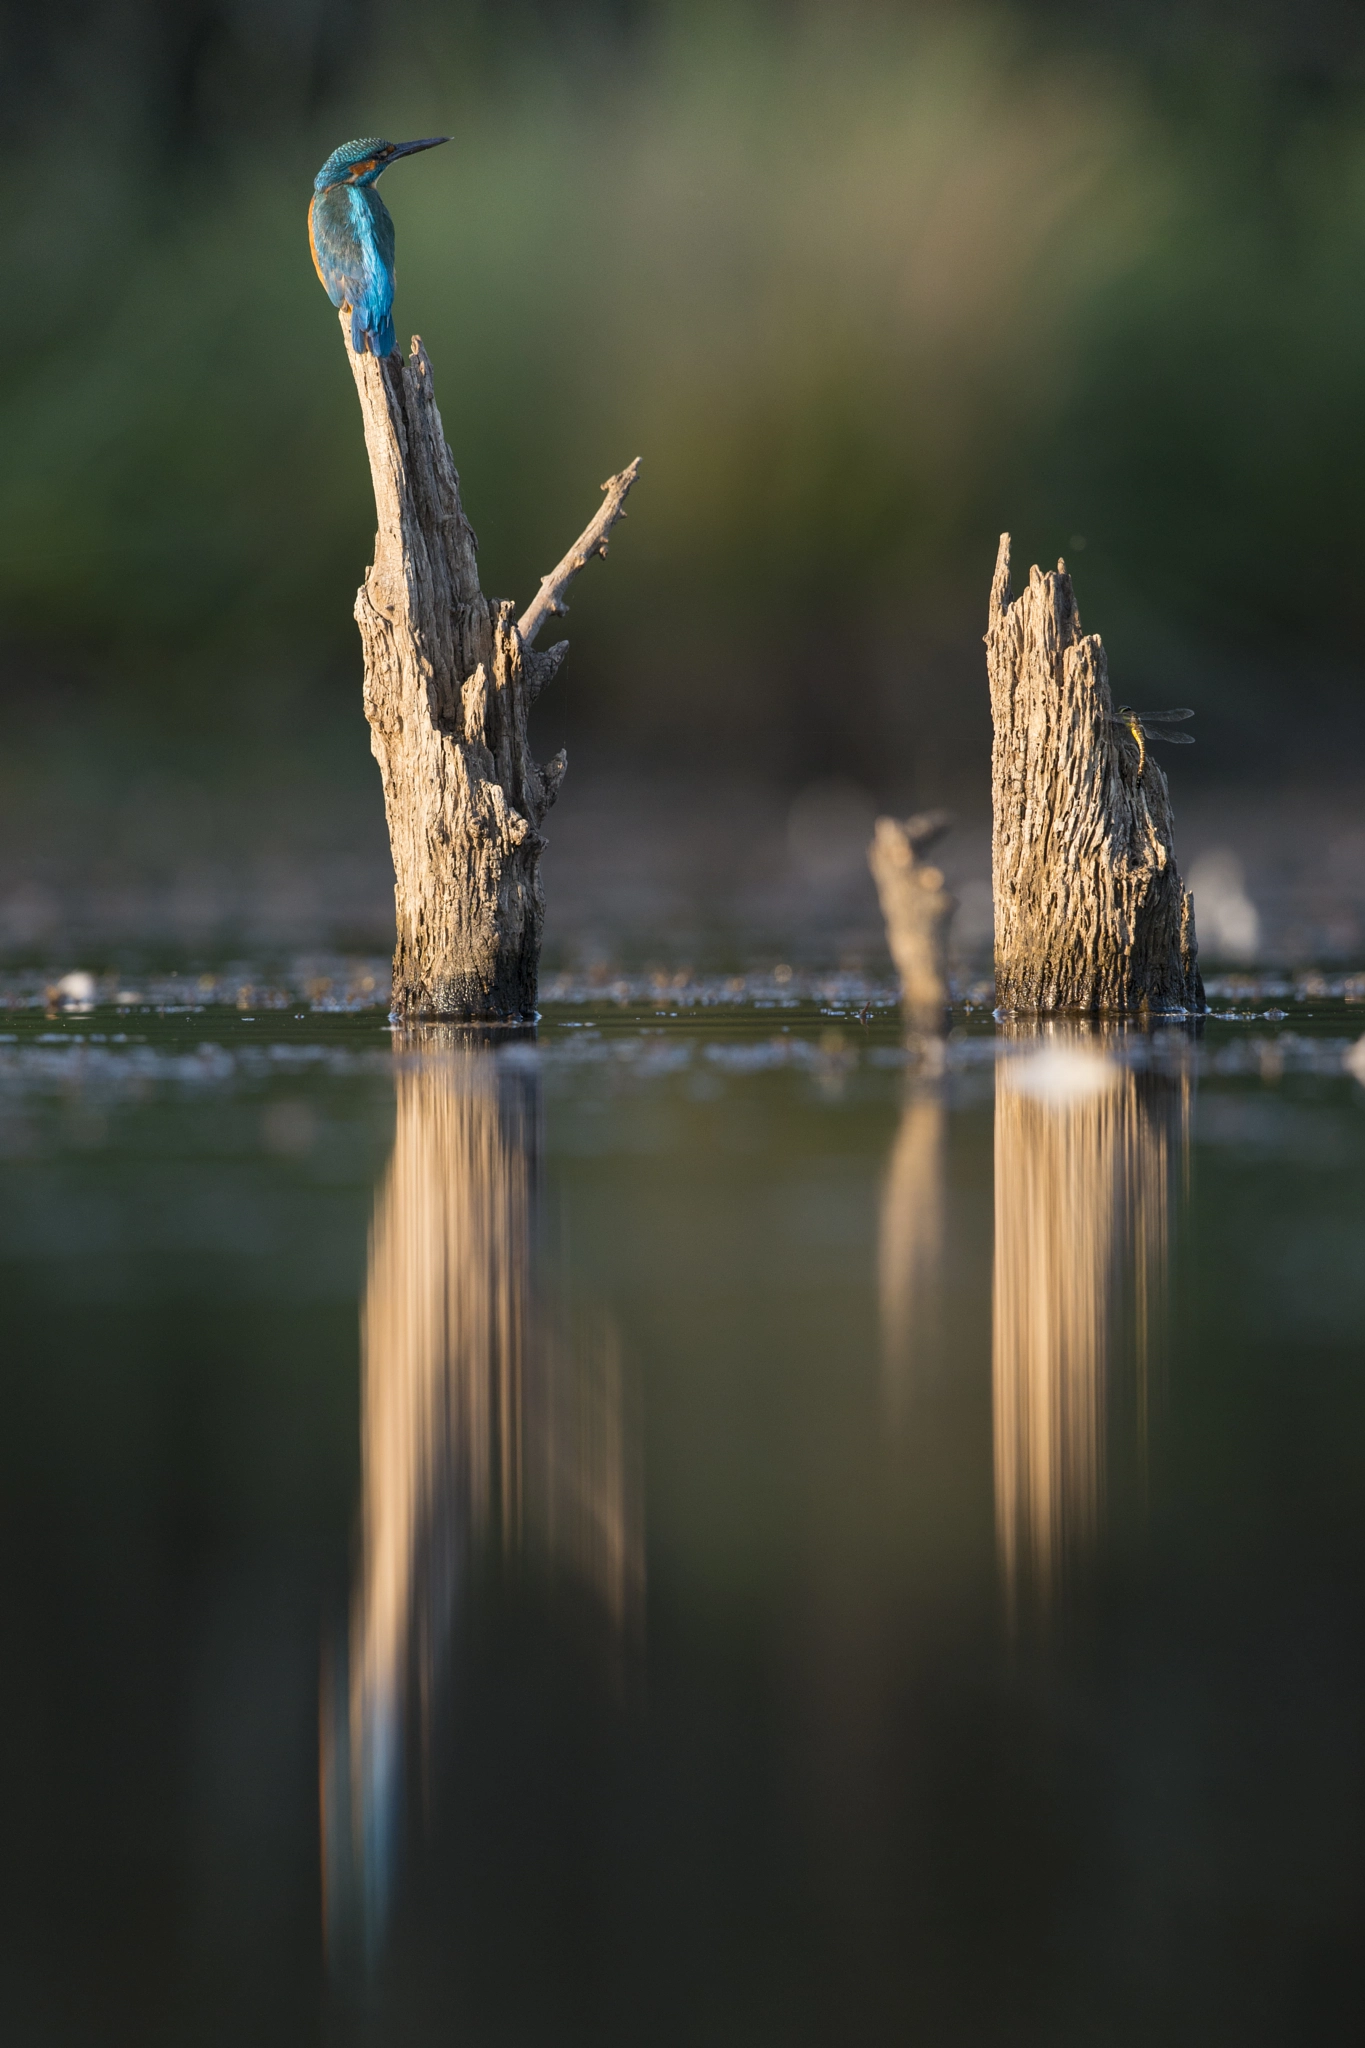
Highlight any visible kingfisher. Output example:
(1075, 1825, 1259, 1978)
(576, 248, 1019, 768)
(309, 135, 449, 356)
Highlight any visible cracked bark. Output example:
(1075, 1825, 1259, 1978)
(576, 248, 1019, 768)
(342, 313, 639, 1019)
(987, 535, 1203, 1014)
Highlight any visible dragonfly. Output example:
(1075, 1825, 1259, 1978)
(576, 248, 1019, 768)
(1108, 705, 1195, 779)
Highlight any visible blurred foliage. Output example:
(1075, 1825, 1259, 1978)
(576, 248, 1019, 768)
(3, 0, 1365, 799)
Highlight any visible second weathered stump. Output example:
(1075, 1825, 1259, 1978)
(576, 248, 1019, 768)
(987, 535, 1203, 1014)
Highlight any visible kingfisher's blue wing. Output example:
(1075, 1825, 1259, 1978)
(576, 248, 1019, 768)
(365, 188, 396, 285)
(308, 184, 399, 355)
(352, 189, 397, 355)
(309, 187, 369, 311)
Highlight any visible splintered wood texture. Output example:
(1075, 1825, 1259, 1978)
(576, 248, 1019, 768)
(346, 326, 564, 1020)
(987, 536, 1203, 1014)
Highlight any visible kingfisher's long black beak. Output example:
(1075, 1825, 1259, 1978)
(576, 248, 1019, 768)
(388, 136, 450, 160)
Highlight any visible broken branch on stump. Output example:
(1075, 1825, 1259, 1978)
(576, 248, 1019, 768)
(986, 535, 1203, 1015)
(518, 458, 640, 648)
(869, 811, 956, 1038)
(341, 311, 639, 1020)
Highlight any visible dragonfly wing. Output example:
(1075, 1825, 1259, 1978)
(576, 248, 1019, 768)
(1148, 729, 1194, 744)
(1132, 708, 1195, 722)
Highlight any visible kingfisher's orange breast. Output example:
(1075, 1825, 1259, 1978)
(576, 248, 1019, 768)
(307, 194, 326, 287)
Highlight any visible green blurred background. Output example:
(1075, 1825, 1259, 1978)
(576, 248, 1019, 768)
(4, 0, 1365, 967)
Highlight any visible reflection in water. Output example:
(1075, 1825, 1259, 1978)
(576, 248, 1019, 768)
(878, 1083, 946, 1415)
(321, 1032, 641, 1962)
(992, 1032, 1190, 1614)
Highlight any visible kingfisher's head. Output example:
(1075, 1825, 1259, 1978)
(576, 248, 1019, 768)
(314, 135, 449, 193)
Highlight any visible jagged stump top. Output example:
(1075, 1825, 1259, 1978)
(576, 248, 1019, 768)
(986, 535, 1203, 1015)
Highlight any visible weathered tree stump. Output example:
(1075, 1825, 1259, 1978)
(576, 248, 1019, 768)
(868, 810, 956, 1038)
(343, 314, 638, 1019)
(986, 536, 1203, 1014)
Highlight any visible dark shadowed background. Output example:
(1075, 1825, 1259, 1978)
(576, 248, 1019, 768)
(4, 0, 1365, 970)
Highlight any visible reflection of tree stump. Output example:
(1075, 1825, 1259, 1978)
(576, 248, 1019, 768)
(987, 536, 1203, 1014)
(344, 317, 638, 1020)
(322, 1032, 642, 1961)
(878, 1086, 946, 1413)
(992, 1028, 1190, 1613)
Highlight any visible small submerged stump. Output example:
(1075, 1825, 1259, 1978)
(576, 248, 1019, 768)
(986, 535, 1203, 1014)
(343, 316, 638, 1020)
(868, 811, 956, 1038)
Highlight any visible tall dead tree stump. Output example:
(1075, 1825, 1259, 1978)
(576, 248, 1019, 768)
(986, 535, 1203, 1014)
(343, 316, 638, 1020)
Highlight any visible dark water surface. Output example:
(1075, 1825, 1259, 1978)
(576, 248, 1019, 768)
(3, 994, 1364, 2045)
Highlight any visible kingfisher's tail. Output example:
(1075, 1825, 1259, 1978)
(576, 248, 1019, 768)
(350, 304, 397, 357)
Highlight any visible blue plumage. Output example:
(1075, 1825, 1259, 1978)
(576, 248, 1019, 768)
(309, 134, 449, 356)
